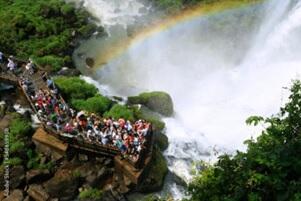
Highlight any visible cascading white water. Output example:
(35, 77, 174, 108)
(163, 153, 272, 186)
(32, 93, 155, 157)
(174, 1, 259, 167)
(72, 0, 301, 199)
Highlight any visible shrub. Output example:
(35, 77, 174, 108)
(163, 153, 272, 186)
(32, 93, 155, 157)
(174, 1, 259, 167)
(79, 188, 103, 200)
(4, 157, 23, 166)
(72, 95, 113, 115)
(54, 76, 98, 101)
(104, 104, 135, 121)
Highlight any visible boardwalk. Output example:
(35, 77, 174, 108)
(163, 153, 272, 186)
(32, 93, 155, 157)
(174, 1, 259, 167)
(0, 56, 153, 171)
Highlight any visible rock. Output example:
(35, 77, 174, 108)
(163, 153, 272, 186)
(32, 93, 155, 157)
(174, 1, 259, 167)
(0, 102, 6, 118)
(2, 189, 23, 201)
(23, 196, 31, 201)
(78, 154, 89, 162)
(154, 132, 169, 151)
(27, 184, 50, 201)
(0, 191, 5, 200)
(95, 157, 106, 164)
(57, 67, 81, 77)
(75, 162, 113, 188)
(85, 57, 95, 68)
(26, 169, 51, 184)
(137, 147, 168, 193)
(104, 159, 113, 167)
(10, 166, 25, 190)
(43, 169, 79, 201)
(128, 91, 174, 117)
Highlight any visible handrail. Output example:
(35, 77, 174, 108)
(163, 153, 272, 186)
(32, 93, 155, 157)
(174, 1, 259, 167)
(0, 53, 153, 169)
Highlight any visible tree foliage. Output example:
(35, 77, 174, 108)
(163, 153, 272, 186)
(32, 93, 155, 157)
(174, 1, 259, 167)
(187, 80, 301, 201)
(0, 0, 98, 71)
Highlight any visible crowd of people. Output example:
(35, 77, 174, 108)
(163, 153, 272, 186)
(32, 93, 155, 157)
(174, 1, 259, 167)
(18, 63, 151, 163)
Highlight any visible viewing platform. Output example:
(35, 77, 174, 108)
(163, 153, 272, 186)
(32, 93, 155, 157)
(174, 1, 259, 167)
(0, 54, 154, 186)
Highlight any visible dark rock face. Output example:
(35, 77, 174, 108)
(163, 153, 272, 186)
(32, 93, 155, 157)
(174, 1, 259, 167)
(10, 166, 25, 190)
(128, 91, 174, 117)
(2, 189, 23, 201)
(43, 169, 79, 201)
(137, 148, 168, 193)
(27, 184, 50, 201)
(85, 57, 95, 68)
(26, 169, 51, 184)
(57, 67, 81, 76)
(75, 161, 113, 188)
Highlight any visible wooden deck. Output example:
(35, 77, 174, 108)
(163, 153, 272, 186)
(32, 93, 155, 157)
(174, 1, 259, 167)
(0, 57, 154, 186)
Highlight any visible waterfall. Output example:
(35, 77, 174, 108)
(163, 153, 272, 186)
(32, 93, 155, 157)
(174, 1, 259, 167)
(71, 0, 301, 199)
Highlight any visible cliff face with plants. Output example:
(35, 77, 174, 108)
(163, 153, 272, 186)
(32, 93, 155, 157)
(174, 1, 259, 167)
(0, 0, 101, 71)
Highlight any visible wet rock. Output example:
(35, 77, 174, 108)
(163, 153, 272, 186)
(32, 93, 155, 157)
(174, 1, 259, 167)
(78, 154, 89, 162)
(154, 131, 169, 151)
(43, 169, 79, 201)
(26, 169, 51, 184)
(0, 102, 6, 118)
(23, 196, 30, 201)
(137, 147, 168, 193)
(95, 157, 106, 164)
(2, 189, 23, 201)
(57, 67, 81, 77)
(128, 91, 174, 117)
(27, 184, 50, 201)
(85, 57, 95, 68)
(10, 166, 25, 190)
(75, 162, 113, 188)
(104, 159, 113, 167)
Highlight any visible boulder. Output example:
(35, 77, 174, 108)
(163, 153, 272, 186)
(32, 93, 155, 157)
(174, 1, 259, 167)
(27, 184, 50, 201)
(128, 91, 174, 117)
(2, 189, 23, 201)
(75, 162, 113, 188)
(26, 169, 51, 184)
(154, 132, 169, 151)
(10, 166, 25, 189)
(137, 147, 168, 193)
(57, 67, 81, 77)
(85, 57, 95, 68)
(43, 169, 79, 201)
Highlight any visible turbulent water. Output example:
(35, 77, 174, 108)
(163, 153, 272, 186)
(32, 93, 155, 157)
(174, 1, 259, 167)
(72, 0, 301, 199)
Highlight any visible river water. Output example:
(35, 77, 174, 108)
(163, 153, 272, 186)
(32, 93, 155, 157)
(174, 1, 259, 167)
(70, 0, 301, 199)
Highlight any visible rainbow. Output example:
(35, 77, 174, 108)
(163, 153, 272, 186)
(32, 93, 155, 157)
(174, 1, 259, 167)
(93, 0, 262, 69)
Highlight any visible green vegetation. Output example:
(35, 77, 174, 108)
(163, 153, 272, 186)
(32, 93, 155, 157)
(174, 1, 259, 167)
(0, 0, 98, 71)
(54, 76, 98, 101)
(79, 188, 103, 200)
(128, 91, 174, 117)
(72, 95, 113, 114)
(104, 104, 135, 121)
(54, 76, 116, 116)
(186, 80, 301, 201)
(0, 113, 53, 170)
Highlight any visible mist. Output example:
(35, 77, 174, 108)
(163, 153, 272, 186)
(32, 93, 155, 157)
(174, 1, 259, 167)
(71, 0, 301, 198)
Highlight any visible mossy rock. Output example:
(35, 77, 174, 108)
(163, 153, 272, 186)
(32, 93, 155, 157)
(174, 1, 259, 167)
(138, 147, 168, 193)
(154, 132, 169, 151)
(128, 91, 174, 117)
(132, 105, 165, 132)
(104, 104, 135, 121)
